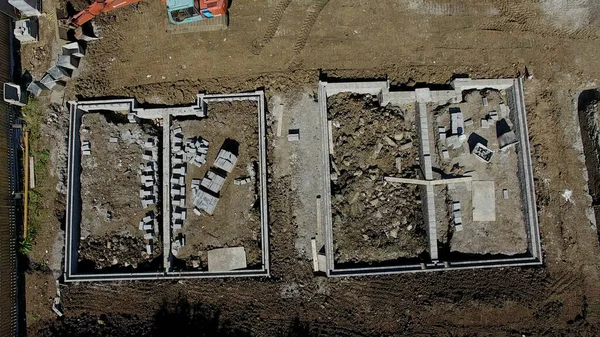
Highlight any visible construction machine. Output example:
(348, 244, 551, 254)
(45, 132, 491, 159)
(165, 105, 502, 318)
(60, 0, 228, 38)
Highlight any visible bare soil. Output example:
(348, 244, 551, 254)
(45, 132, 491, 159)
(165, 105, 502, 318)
(328, 93, 427, 264)
(78, 112, 162, 270)
(20, 0, 600, 335)
(171, 101, 262, 270)
(432, 90, 529, 256)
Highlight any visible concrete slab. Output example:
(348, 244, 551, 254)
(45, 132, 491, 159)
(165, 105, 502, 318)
(472, 181, 496, 222)
(207, 247, 247, 271)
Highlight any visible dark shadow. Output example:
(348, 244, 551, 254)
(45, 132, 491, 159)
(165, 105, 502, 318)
(467, 132, 488, 153)
(335, 250, 431, 270)
(495, 118, 512, 138)
(220, 138, 240, 157)
(152, 296, 250, 337)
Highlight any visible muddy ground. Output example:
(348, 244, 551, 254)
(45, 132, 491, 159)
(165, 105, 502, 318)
(78, 112, 162, 270)
(327, 93, 427, 264)
(19, 0, 600, 335)
(171, 101, 262, 270)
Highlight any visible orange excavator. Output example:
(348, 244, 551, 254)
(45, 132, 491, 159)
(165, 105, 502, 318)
(61, 0, 229, 37)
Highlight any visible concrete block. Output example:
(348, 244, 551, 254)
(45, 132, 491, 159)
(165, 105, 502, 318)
(207, 247, 247, 271)
(464, 118, 473, 127)
(193, 207, 201, 216)
(47, 66, 72, 81)
(442, 149, 450, 160)
(139, 221, 144, 230)
(503, 189, 509, 199)
(288, 129, 300, 141)
(8, 0, 40, 17)
(481, 119, 489, 129)
(143, 224, 153, 231)
(482, 97, 489, 106)
(26, 81, 44, 97)
(146, 244, 152, 254)
(499, 103, 510, 117)
(14, 19, 37, 43)
(57, 55, 80, 70)
(3, 83, 26, 106)
(144, 233, 153, 240)
(62, 42, 85, 58)
(399, 140, 413, 151)
(109, 137, 119, 143)
(173, 166, 186, 175)
(498, 130, 519, 151)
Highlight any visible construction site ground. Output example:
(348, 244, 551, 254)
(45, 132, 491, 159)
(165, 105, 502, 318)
(78, 112, 163, 271)
(20, 0, 600, 335)
(327, 93, 428, 265)
(171, 101, 262, 270)
(432, 90, 528, 256)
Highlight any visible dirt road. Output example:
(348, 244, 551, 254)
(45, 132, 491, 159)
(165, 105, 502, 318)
(21, 0, 600, 336)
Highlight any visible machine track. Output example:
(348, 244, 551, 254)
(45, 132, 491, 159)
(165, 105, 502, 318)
(165, 13, 229, 34)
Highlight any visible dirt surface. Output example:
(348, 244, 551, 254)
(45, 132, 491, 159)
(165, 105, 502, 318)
(78, 112, 162, 270)
(432, 90, 528, 256)
(19, 0, 600, 335)
(171, 101, 262, 270)
(327, 93, 427, 264)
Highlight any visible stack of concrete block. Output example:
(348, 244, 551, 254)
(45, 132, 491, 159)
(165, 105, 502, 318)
(450, 107, 465, 136)
(192, 189, 219, 215)
(213, 149, 238, 173)
(452, 201, 463, 231)
(233, 177, 252, 185)
(27, 41, 85, 97)
(81, 141, 91, 156)
(170, 126, 188, 232)
(200, 170, 226, 194)
(183, 136, 209, 167)
(139, 138, 159, 209)
(138, 211, 156, 255)
(171, 234, 186, 257)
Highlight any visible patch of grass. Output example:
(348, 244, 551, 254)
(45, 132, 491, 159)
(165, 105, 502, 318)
(21, 99, 47, 255)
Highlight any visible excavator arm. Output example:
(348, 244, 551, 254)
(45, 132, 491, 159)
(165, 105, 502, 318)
(66, 0, 141, 27)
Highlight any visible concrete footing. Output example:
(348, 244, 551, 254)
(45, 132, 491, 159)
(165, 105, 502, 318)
(319, 78, 542, 277)
(64, 91, 269, 282)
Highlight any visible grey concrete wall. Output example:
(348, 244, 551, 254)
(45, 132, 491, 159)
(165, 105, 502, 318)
(64, 92, 271, 282)
(320, 78, 542, 277)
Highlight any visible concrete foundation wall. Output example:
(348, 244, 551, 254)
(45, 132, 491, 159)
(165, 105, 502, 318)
(319, 78, 542, 277)
(64, 92, 270, 282)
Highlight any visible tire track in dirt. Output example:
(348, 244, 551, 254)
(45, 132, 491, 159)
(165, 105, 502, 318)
(479, 2, 599, 40)
(549, 269, 583, 297)
(251, 0, 293, 55)
(287, 0, 330, 70)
